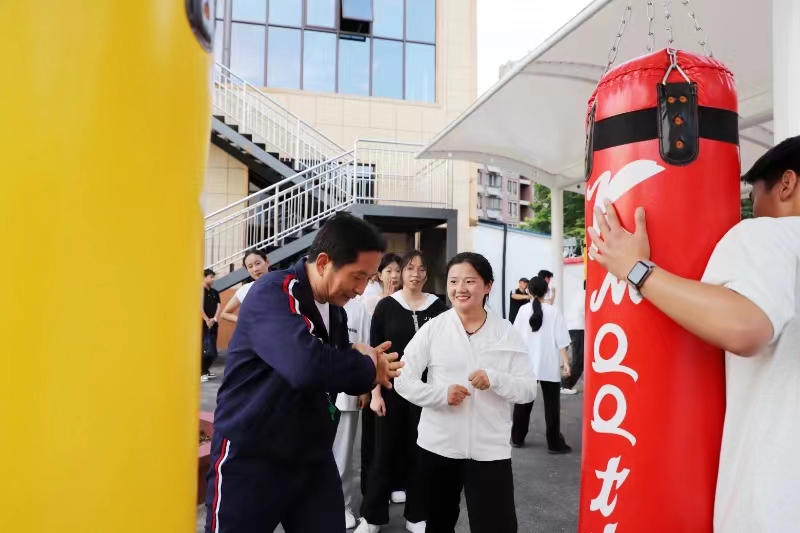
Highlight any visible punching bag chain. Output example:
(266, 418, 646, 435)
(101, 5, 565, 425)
(646, 0, 656, 52)
(604, 3, 633, 74)
(663, 0, 714, 57)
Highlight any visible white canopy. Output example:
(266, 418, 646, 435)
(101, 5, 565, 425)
(418, 0, 775, 196)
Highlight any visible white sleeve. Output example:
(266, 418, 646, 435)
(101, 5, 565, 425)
(394, 324, 449, 408)
(555, 310, 572, 349)
(512, 304, 532, 339)
(485, 351, 537, 404)
(702, 219, 798, 343)
(235, 283, 250, 303)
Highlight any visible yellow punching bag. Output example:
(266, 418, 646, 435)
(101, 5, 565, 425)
(0, 2, 212, 532)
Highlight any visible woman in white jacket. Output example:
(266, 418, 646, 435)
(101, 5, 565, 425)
(395, 252, 536, 533)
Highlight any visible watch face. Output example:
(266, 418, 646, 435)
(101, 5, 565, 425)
(628, 262, 650, 285)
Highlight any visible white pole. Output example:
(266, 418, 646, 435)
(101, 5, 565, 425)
(773, 0, 800, 142)
(550, 186, 564, 314)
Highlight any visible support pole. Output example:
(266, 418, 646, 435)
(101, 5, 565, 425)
(773, 0, 800, 142)
(551, 186, 565, 313)
(0, 3, 211, 532)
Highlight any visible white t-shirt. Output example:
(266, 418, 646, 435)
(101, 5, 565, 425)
(512, 302, 571, 382)
(565, 289, 586, 331)
(700, 217, 800, 533)
(235, 282, 253, 303)
(336, 299, 372, 411)
(314, 300, 330, 334)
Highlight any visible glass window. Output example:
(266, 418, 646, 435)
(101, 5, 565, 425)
(303, 31, 336, 93)
(216, 0, 225, 20)
(342, 0, 374, 21)
(405, 43, 434, 102)
(373, 0, 403, 39)
(372, 39, 403, 99)
(269, 0, 301, 26)
(232, 0, 266, 23)
(406, 0, 435, 43)
(306, 0, 336, 28)
(338, 36, 370, 96)
(230, 23, 266, 85)
(267, 26, 301, 89)
(214, 23, 225, 64)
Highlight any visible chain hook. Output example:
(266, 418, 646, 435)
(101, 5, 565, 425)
(662, 48, 691, 85)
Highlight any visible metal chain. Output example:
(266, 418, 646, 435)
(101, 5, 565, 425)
(646, 0, 655, 52)
(679, 0, 713, 57)
(605, 3, 633, 73)
(663, 0, 676, 52)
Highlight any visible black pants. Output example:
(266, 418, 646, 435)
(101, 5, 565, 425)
(562, 330, 585, 389)
(361, 388, 426, 524)
(420, 447, 517, 533)
(511, 381, 567, 451)
(204, 432, 343, 533)
(201, 324, 218, 375)
(360, 406, 375, 496)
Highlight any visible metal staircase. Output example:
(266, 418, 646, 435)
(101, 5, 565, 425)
(206, 64, 453, 289)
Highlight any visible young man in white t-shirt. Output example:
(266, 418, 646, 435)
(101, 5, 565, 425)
(588, 136, 800, 532)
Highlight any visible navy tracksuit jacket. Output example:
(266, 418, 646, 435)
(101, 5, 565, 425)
(205, 259, 376, 533)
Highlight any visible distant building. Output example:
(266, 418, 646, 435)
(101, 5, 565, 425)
(476, 165, 534, 225)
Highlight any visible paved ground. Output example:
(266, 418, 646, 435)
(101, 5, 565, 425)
(198, 357, 583, 532)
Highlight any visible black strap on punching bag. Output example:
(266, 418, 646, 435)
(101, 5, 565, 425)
(585, 82, 739, 180)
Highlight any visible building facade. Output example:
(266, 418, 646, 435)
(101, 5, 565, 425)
(203, 0, 479, 250)
(476, 165, 533, 225)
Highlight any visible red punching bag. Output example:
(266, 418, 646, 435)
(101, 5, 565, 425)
(579, 49, 741, 532)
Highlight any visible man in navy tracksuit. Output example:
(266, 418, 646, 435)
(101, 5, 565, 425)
(205, 214, 402, 533)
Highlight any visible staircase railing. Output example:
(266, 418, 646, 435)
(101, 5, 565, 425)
(204, 141, 453, 275)
(212, 63, 344, 170)
(204, 151, 356, 274)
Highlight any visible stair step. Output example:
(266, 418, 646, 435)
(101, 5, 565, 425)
(228, 124, 239, 132)
(213, 115, 226, 123)
(255, 142, 267, 150)
(241, 133, 253, 141)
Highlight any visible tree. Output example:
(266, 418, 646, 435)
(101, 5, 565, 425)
(519, 183, 586, 241)
(741, 196, 753, 219)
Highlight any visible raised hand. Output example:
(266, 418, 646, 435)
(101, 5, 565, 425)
(468, 369, 490, 390)
(447, 384, 471, 406)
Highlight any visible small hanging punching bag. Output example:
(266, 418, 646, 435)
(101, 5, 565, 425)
(579, 49, 741, 532)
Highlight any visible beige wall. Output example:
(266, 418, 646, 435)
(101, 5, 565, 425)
(259, 0, 478, 251)
(202, 144, 249, 217)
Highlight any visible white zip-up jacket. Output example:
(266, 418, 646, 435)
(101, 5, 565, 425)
(395, 308, 537, 461)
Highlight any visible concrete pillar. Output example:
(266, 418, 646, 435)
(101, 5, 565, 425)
(773, 0, 800, 142)
(551, 186, 565, 313)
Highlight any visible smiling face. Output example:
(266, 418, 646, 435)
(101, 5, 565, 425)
(402, 255, 428, 292)
(447, 262, 491, 313)
(244, 253, 269, 280)
(316, 251, 382, 306)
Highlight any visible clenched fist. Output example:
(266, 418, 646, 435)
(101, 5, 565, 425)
(468, 369, 490, 390)
(354, 341, 404, 389)
(447, 384, 471, 406)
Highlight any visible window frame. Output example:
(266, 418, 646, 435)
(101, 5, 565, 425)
(216, 0, 435, 102)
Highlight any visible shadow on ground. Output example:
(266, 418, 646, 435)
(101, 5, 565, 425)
(198, 358, 583, 532)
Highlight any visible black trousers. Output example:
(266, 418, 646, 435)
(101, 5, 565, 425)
(511, 381, 567, 451)
(420, 447, 517, 533)
(562, 329, 585, 389)
(360, 406, 375, 496)
(361, 387, 426, 524)
(201, 324, 218, 375)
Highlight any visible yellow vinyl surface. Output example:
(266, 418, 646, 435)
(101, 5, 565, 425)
(0, 2, 211, 531)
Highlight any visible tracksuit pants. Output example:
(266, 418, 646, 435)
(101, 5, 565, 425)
(511, 381, 567, 450)
(332, 410, 360, 510)
(204, 431, 344, 533)
(420, 447, 518, 533)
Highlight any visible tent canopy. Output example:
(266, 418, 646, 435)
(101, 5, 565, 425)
(418, 0, 772, 196)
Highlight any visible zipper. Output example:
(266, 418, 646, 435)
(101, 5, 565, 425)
(465, 334, 475, 459)
(412, 311, 420, 332)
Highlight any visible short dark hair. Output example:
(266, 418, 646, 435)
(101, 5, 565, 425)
(519, 277, 529, 283)
(379, 253, 402, 273)
(743, 135, 800, 190)
(401, 250, 428, 271)
(242, 248, 268, 267)
(308, 213, 387, 268)
(538, 269, 554, 279)
(204, 268, 215, 277)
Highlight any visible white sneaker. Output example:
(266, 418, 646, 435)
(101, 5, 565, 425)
(560, 387, 578, 395)
(201, 375, 209, 383)
(345, 508, 357, 529)
(390, 490, 407, 504)
(354, 518, 380, 533)
(406, 520, 426, 533)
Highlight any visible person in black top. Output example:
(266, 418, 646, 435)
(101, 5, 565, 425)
(358, 251, 448, 533)
(508, 277, 530, 324)
(202, 268, 222, 381)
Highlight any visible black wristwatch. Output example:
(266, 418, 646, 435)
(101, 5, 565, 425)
(627, 260, 656, 292)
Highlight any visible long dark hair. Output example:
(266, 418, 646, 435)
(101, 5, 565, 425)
(528, 276, 549, 332)
(446, 252, 494, 305)
(242, 248, 268, 267)
(377, 253, 402, 288)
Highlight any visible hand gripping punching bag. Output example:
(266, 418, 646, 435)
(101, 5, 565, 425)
(0, 2, 212, 532)
(579, 49, 741, 532)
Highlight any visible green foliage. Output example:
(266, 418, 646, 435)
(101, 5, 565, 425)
(518, 183, 586, 240)
(741, 196, 753, 219)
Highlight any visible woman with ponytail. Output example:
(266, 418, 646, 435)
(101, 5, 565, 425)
(511, 276, 573, 453)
